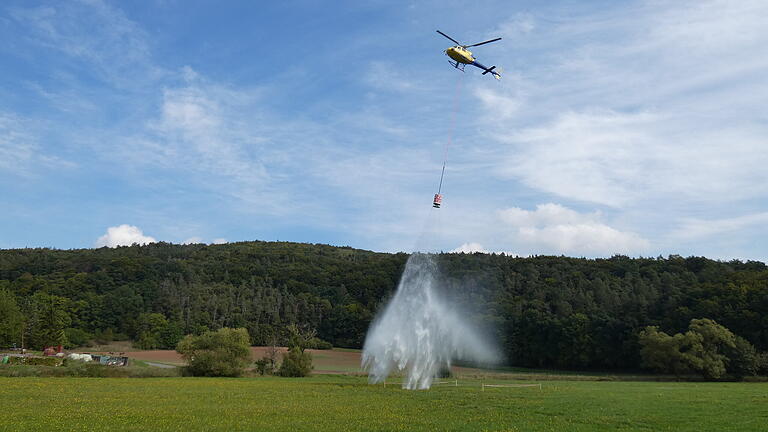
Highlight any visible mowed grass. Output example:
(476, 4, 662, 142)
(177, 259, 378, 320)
(1, 376, 766, 431)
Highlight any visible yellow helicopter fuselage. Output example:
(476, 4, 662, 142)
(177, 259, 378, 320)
(445, 46, 475, 64)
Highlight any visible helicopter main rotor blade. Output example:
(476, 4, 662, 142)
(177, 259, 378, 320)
(463, 37, 502, 48)
(436, 30, 462, 46)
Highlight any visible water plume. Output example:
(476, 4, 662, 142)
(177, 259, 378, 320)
(362, 253, 498, 389)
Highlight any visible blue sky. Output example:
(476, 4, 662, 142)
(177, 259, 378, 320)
(1, 0, 767, 261)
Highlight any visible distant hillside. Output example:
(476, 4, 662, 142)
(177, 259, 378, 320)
(1, 241, 767, 371)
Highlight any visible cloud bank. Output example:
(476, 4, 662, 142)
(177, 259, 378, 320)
(95, 225, 156, 248)
(498, 203, 648, 255)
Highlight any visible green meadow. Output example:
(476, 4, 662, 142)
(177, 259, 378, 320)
(1, 376, 766, 431)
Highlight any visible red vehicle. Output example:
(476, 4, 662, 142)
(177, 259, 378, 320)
(43, 345, 63, 356)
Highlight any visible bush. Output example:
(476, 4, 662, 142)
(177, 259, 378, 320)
(436, 363, 452, 378)
(176, 328, 251, 377)
(0, 362, 180, 378)
(6, 356, 63, 366)
(278, 347, 312, 377)
(306, 337, 333, 350)
(254, 358, 272, 376)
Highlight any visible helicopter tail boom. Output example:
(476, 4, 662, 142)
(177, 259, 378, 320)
(471, 61, 501, 80)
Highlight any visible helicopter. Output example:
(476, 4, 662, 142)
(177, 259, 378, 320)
(436, 30, 502, 80)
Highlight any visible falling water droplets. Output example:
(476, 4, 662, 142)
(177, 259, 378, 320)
(362, 253, 498, 390)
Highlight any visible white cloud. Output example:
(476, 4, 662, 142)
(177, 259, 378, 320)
(493, 13, 536, 38)
(449, 242, 519, 256)
(95, 224, 156, 248)
(153, 78, 269, 170)
(0, 114, 38, 174)
(128, 77, 278, 210)
(480, 0, 768, 209)
(498, 203, 649, 255)
(672, 212, 768, 240)
(451, 242, 488, 254)
(9, 1, 160, 86)
(499, 202, 600, 228)
(364, 62, 417, 92)
(211, 238, 227, 245)
(0, 113, 73, 175)
(474, 87, 521, 120)
(182, 236, 203, 245)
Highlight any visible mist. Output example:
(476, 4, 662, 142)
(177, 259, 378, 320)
(361, 253, 499, 390)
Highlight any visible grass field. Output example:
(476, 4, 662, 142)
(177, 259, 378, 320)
(1, 375, 766, 431)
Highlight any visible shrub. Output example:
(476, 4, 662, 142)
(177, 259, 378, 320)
(176, 328, 251, 377)
(306, 337, 333, 350)
(278, 347, 313, 377)
(6, 356, 63, 367)
(436, 363, 452, 378)
(0, 362, 180, 378)
(254, 358, 272, 376)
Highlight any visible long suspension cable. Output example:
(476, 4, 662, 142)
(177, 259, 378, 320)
(437, 74, 465, 194)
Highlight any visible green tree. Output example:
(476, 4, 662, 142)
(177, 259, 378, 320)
(688, 318, 736, 380)
(0, 288, 23, 347)
(638, 326, 699, 376)
(278, 346, 313, 377)
(255, 342, 280, 375)
(64, 328, 93, 348)
(278, 325, 314, 377)
(158, 320, 184, 349)
(726, 335, 760, 378)
(135, 313, 168, 350)
(176, 327, 251, 377)
(639, 319, 739, 380)
(26, 292, 71, 349)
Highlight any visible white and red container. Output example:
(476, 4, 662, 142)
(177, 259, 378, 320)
(433, 194, 443, 208)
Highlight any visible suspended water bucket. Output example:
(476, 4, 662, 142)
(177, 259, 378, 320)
(433, 194, 443, 208)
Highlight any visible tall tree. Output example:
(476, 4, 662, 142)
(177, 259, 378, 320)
(0, 287, 23, 347)
(26, 292, 71, 349)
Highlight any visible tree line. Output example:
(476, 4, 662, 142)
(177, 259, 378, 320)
(1, 241, 766, 378)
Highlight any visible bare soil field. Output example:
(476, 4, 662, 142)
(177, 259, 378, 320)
(82, 343, 365, 372)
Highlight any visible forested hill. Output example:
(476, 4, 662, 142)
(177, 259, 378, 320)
(1, 241, 767, 371)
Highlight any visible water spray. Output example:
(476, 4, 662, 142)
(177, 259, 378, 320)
(362, 253, 498, 390)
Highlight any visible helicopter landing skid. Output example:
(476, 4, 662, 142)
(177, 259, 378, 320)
(449, 60, 466, 72)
